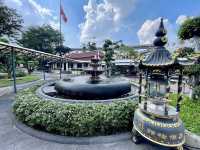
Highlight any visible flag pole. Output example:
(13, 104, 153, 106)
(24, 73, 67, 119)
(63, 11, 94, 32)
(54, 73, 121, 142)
(59, 0, 62, 79)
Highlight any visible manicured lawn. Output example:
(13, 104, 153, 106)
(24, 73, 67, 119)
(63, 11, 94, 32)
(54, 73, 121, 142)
(169, 94, 200, 135)
(0, 75, 40, 87)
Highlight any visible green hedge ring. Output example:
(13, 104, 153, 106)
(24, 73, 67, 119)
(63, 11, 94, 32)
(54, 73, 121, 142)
(13, 85, 137, 137)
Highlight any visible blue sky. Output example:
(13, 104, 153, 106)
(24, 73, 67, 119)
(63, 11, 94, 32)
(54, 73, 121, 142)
(3, 0, 200, 48)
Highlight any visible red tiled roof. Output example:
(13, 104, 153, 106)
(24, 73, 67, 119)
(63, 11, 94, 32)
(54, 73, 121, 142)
(65, 51, 104, 61)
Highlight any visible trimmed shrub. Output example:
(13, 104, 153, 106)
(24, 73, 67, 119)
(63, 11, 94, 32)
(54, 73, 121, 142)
(13, 85, 137, 136)
(0, 73, 8, 79)
(192, 85, 200, 101)
(15, 68, 27, 77)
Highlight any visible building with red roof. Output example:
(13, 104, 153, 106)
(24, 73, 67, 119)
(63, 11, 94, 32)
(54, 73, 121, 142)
(65, 50, 104, 62)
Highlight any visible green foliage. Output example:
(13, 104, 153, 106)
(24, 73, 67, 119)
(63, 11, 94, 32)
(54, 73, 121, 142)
(0, 52, 28, 78)
(0, 37, 9, 43)
(18, 25, 63, 54)
(0, 53, 12, 77)
(184, 64, 200, 76)
(175, 47, 194, 58)
(0, 73, 8, 79)
(80, 42, 97, 51)
(87, 42, 97, 51)
(0, 64, 6, 73)
(192, 85, 200, 101)
(55, 45, 71, 56)
(183, 64, 200, 86)
(178, 17, 200, 50)
(0, 3, 23, 38)
(81, 43, 87, 51)
(13, 85, 137, 136)
(15, 68, 27, 77)
(103, 39, 114, 67)
(119, 45, 138, 59)
(178, 17, 200, 40)
(17, 55, 39, 74)
(169, 94, 200, 135)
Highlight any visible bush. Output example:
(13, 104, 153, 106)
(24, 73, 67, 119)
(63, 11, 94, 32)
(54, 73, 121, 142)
(13, 85, 137, 136)
(192, 85, 200, 101)
(15, 68, 27, 77)
(0, 73, 8, 79)
(0, 64, 6, 73)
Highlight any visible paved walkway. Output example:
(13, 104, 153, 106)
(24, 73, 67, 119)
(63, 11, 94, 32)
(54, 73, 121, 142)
(0, 73, 183, 150)
(0, 94, 173, 150)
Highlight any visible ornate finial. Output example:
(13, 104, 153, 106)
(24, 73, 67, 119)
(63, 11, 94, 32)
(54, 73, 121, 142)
(153, 18, 168, 47)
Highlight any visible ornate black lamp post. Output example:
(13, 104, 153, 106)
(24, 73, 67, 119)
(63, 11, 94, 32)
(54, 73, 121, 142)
(132, 18, 185, 149)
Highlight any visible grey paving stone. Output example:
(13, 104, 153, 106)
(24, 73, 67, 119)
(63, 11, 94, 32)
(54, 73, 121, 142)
(0, 96, 174, 150)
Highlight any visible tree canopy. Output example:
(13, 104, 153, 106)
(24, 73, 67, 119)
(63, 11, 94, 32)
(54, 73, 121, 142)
(55, 45, 71, 56)
(87, 42, 97, 51)
(178, 17, 200, 40)
(103, 39, 114, 67)
(178, 16, 200, 50)
(0, 3, 23, 39)
(18, 25, 63, 54)
(119, 45, 138, 59)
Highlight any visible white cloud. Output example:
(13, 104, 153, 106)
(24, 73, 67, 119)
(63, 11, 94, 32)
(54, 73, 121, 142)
(49, 20, 59, 30)
(3, 0, 23, 7)
(8, 0, 22, 6)
(137, 17, 175, 46)
(53, 16, 58, 21)
(137, 16, 197, 51)
(28, 0, 52, 17)
(79, 0, 136, 44)
(176, 15, 189, 25)
(26, 0, 58, 30)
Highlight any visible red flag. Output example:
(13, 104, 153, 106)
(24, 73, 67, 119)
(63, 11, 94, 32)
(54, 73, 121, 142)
(60, 5, 67, 23)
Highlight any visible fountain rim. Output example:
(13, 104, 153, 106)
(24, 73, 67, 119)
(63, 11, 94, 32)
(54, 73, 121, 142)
(36, 80, 138, 104)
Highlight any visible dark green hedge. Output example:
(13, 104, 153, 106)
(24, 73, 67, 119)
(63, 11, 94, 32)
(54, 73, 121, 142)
(192, 85, 200, 101)
(13, 85, 137, 136)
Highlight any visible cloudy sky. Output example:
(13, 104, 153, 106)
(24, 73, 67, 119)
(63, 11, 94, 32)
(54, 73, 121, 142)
(3, 0, 200, 48)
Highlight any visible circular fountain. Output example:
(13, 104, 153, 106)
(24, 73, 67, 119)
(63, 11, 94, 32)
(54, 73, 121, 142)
(38, 53, 136, 102)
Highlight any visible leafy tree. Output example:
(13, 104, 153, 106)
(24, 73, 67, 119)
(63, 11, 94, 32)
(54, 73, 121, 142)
(184, 64, 200, 86)
(17, 55, 39, 74)
(81, 43, 87, 51)
(192, 85, 200, 101)
(26, 60, 38, 74)
(103, 39, 115, 76)
(0, 37, 10, 75)
(0, 52, 23, 78)
(0, 54, 11, 76)
(87, 42, 97, 51)
(0, 3, 23, 76)
(55, 45, 71, 56)
(0, 37, 9, 43)
(119, 45, 138, 59)
(178, 17, 200, 50)
(0, 3, 23, 39)
(18, 25, 63, 54)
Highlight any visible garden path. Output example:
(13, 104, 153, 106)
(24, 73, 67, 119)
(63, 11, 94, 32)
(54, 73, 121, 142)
(0, 95, 172, 150)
